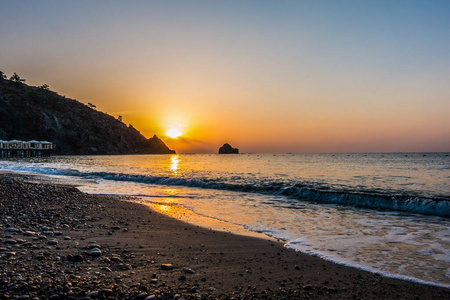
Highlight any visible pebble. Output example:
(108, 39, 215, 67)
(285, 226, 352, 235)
(110, 256, 123, 263)
(87, 291, 99, 297)
(100, 289, 113, 295)
(101, 267, 113, 273)
(1, 251, 16, 257)
(136, 292, 148, 299)
(48, 239, 58, 246)
(161, 264, 174, 270)
(118, 263, 132, 270)
(89, 248, 102, 257)
(5, 227, 20, 232)
(182, 267, 196, 274)
(86, 244, 101, 249)
(73, 254, 84, 262)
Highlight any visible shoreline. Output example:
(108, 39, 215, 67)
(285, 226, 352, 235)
(1, 174, 449, 299)
(142, 198, 449, 290)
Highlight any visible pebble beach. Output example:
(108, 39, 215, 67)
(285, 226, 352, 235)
(1, 174, 449, 299)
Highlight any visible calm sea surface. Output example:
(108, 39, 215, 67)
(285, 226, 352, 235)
(1, 153, 449, 287)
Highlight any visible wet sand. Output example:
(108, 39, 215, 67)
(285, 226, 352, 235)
(1, 174, 448, 299)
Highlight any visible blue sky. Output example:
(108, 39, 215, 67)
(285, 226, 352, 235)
(1, 0, 449, 152)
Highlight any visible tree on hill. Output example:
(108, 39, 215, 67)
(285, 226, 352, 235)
(0, 71, 6, 80)
(87, 102, 96, 109)
(10, 72, 25, 83)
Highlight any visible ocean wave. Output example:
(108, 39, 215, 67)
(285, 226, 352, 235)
(3, 165, 450, 218)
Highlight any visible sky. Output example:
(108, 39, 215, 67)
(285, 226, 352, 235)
(1, 0, 449, 153)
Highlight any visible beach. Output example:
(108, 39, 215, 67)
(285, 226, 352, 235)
(1, 174, 448, 299)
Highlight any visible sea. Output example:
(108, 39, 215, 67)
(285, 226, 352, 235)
(1, 153, 449, 288)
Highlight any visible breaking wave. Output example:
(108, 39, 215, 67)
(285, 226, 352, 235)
(4, 165, 450, 218)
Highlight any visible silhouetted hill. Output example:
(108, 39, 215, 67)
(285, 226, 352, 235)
(0, 74, 175, 155)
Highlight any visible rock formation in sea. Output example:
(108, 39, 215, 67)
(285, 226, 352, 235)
(0, 72, 175, 155)
(218, 143, 239, 154)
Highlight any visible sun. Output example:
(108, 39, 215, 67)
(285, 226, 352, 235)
(166, 129, 182, 138)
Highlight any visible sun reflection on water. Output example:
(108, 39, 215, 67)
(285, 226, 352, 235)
(151, 188, 181, 215)
(164, 188, 179, 196)
(154, 204, 172, 213)
(170, 155, 179, 175)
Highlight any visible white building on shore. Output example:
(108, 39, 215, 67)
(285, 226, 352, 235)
(0, 140, 55, 157)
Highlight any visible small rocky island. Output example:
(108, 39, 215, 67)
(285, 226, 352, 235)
(218, 143, 239, 154)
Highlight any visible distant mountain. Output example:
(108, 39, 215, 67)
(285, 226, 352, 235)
(0, 73, 175, 155)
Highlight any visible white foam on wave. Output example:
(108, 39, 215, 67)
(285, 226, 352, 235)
(285, 241, 450, 289)
(1, 161, 449, 217)
(244, 224, 299, 242)
(240, 218, 450, 289)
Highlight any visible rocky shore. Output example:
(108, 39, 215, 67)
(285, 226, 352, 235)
(1, 174, 449, 299)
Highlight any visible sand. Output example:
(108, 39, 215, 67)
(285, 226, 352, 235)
(1, 174, 448, 299)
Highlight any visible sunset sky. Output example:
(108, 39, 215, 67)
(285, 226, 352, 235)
(1, 0, 449, 153)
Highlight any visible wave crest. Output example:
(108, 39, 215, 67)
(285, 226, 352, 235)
(4, 166, 450, 218)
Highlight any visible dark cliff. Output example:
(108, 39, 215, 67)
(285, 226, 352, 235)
(0, 76, 175, 155)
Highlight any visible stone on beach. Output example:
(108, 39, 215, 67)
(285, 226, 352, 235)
(89, 247, 102, 257)
(48, 239, 58, 246)
(161, 263, 174, 270)
(86, 243, 101, 249)
(182, 267, 196, 274)
(69, 254, 84, 262)
(101, 267, 113, 273)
